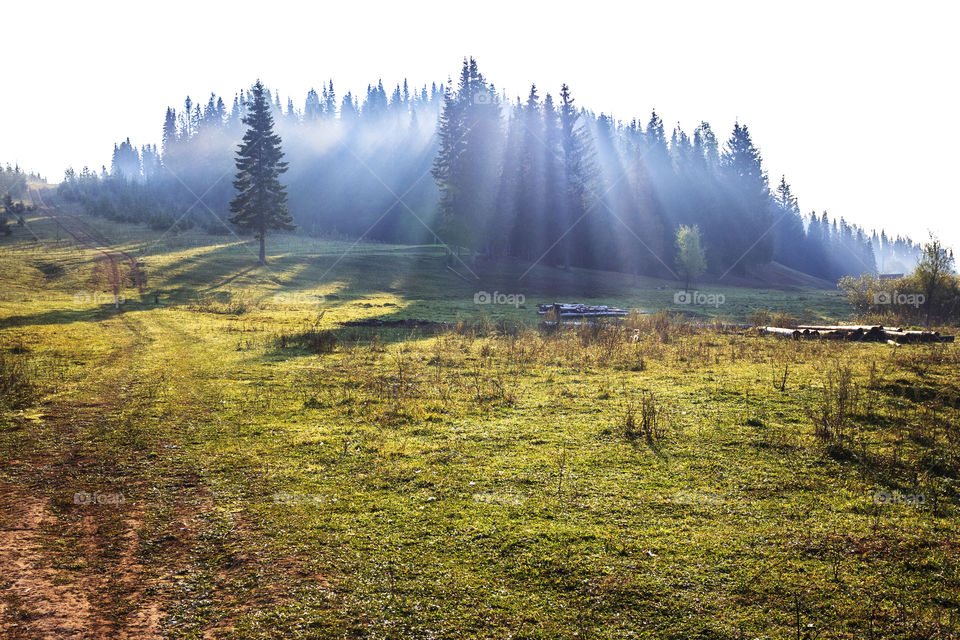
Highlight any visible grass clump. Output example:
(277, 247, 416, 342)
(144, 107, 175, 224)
(0, 347, 37, 409)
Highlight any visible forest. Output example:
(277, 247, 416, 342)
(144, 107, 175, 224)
(3, 33, 959, 637)
(56, 58, 920, 282)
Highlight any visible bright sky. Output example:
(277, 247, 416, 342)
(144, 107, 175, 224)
(4, 0, 958, 251)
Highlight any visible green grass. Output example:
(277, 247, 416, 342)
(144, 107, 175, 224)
(1, 208, 958, 638)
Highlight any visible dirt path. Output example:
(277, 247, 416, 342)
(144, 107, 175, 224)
(0, 310, 165, 638)
(32, 189, 144, 295)
(0, 491, 94, 638)
(1, 200, 336, 637)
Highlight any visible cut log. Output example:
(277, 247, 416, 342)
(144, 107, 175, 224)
(797, 325, 901, 332)
(763, 326, 801, 339)
(766, 324, 953, 344)
(818, 330, 846, 340)
(883, 330, 950, 343)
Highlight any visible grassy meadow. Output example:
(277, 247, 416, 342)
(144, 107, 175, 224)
(1, 200, 958, 638)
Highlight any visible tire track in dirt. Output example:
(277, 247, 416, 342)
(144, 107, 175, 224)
(0, 297, 163, 638)
(32, 189, 145, 296)
(0, 492, 94, 638)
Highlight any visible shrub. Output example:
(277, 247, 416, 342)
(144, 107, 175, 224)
(275, 327, 337, 354)
(769, 311, 796, 328)
(620, 389, 664, 441)
(747, 308, 771, 327)
(807, 360, 860, 442)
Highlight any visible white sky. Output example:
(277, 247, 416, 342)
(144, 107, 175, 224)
(4, 0, 958, 251)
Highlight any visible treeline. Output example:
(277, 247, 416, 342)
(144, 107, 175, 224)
(60, 80, 443, 238)
(58, 58, 921, 281)
(0, 164, 44, 198)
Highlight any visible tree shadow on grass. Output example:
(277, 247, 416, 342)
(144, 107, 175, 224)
(0, 303, 136, 329)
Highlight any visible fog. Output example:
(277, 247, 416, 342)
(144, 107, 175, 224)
(59, 61, 922, 282)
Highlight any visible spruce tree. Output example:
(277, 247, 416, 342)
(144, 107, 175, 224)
(431, 58, 501, 255)
(557, 83, 593, 267)
(771, 175, 807, 271)
(340, 92, 358, 122)
(202, 93, 218, 131)
(161, 106, 178, 159)
(324, 81, 337, 116)
(304, 89, 321, 121)
(720, 123, 773, 271)
(541, 93, 564, 264)
(180, 97, 193, 139)
(229, 80, 294, 265)
(510, 84, 543, 259)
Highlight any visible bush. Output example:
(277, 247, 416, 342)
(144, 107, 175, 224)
(769, 311, 796, 328)
(839, 246, 960, 327)
(275, 326, 337, 354)
(746, 308, 771, 327)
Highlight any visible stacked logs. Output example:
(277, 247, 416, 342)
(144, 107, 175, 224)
(537, 303, 630, 317)
(761, 324, 954, 344)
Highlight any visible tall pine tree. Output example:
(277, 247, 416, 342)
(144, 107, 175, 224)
(229, 80, 294, 265)
(557, 84, 593, 268)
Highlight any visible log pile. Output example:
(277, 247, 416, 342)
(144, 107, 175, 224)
(761, 324, 954, 344)
(537, 303, 630, 317)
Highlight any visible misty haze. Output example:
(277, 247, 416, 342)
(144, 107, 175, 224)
(1, 2, 959, 638)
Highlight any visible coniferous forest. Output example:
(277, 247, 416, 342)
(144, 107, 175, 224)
(4, 10, 960, 635)
(58, 58, 920, 282)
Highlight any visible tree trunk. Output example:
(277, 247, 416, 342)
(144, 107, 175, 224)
(259, 234, 266, 265)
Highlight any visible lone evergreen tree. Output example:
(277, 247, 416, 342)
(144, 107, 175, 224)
(229, 80, 294, 265)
